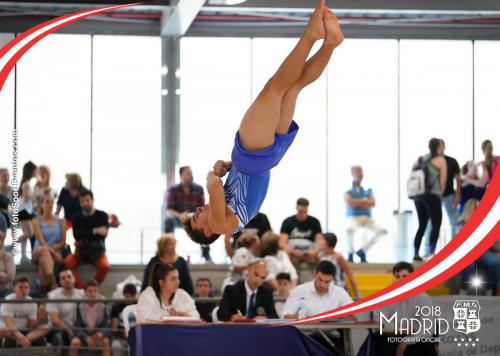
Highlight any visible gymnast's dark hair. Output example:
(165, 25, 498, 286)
(180, 212, 221, 245)
(149, 263, 177, 305)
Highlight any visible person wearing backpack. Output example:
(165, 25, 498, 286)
(410, 138, 447, 261)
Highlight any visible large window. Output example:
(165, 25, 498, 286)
(399, 40, 473, 210)
(1, 33, 497, 264)
(252, 38, 328, 232)
(179, 37, 251, 263)
(0, 34, 15, 170)
(474, 41, 500, 160)
(16, 34, 92, 191)
(327, 39, 398, 258)
(92, 36, 162, 263)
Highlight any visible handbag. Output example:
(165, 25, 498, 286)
(77, 238, 105, 262)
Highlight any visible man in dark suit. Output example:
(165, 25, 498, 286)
(218, 260, 278, 321)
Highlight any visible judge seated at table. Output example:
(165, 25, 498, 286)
(217, 260, 278, 321)
(282, 260, 353, 319)
(137, 263, 200, 323)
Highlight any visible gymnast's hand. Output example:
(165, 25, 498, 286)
(213, 160, 227, 177)
(206, 171, 222, 189)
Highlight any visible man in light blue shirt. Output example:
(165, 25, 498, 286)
(344, 165, 387, 262)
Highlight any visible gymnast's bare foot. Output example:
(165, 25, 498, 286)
(303, 0, 325, 42)
(323, 7, 344, 48)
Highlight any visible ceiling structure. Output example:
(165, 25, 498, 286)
(0, 0, 500, 39)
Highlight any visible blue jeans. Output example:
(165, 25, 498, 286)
(461, 251, 500, 292)
(442, 194, 458, 238)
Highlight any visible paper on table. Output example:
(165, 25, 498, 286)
(159, 316, 202, 322)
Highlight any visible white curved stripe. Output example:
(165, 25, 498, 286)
(0, 5, 124, 71)
(305, 196, 500, 322)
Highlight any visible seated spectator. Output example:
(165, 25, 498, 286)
(0, 194, 10, 234)
(47, 269, 84, 347)
(282, 261, 352, 319)
(459, 161, 485, 215)
(280, 198, 322, 264)
(274, 273, 293, 317)
(344, 165, 387, 262)
(0, 276, 49, 348)
(462, 140, 498, 189)
(313, 233, 361, 299)
(70, 279, 110, 356)
(226, 212, 271, 257)
(0, 168, 13, 204)
(33, 165, 58, 216)
(141, 234, 193, 295)
(0, 228, 15, 298)
(261, 231, 298, 289)
(56, 173, 84, 230)
(111, 283, 137, 356)
(65, 189, 110, 289)
(32, 195, 67, 292)
(217, 260, 278, 321)
(374, 262, 437, 356)
(221, 232, 260, 291)
(137, 263, 199, 323)
(194, 278, 217, 322)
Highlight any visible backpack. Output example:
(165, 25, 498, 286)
(407, 155, 432, 200)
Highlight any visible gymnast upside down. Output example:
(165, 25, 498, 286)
(182, 0, 344, 244)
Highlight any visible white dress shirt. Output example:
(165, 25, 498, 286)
(281, 281, 353, 318)
(137, 287, 200, 323)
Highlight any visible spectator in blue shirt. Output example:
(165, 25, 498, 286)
(344, 166, 387, 263)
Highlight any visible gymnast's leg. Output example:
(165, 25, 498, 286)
(277, 8, 343, 134)
(237, 0, 326, 152)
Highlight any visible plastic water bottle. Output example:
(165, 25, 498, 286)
(298, 298, 307, 319)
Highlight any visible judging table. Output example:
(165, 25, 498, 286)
(129, 321, 378, 356)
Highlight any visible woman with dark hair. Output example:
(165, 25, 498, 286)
(18, 161, 37, 263)
(411, 138, 447, 261)
(55, 173, 84, 230)
(137, 263, 199, 323)
(181, 2, 343, 246)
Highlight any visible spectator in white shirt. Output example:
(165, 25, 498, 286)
(261, 231, 298, 290)
(137, 263, 199, 323)
(47, 269, 84, 346)
(0, 276, 49, 348)
(282, 261, 353, 319)
(221, 232, 260, 291)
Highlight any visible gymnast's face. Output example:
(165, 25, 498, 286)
(191, 204, 214, 236)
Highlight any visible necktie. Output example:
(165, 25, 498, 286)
(246, 292, 256, 319)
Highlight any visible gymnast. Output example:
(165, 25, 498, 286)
(182, 0, 344, 244)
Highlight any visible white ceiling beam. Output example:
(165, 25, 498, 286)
(161, 0, 205, 36)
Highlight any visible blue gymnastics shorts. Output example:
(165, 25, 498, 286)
(231, 121, 299, 176)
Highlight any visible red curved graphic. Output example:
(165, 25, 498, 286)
(0, 2, 499, 326)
